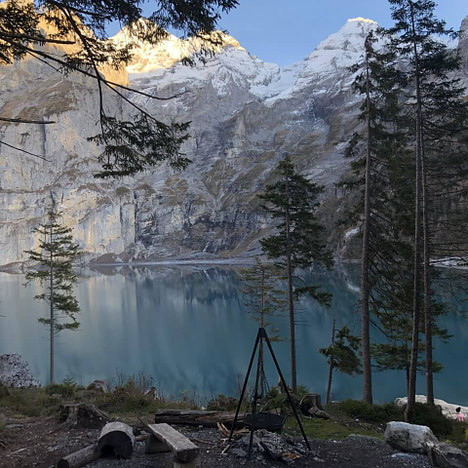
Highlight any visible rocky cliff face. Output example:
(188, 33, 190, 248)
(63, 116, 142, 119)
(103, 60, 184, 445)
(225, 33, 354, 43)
(0, 17, 466, 267)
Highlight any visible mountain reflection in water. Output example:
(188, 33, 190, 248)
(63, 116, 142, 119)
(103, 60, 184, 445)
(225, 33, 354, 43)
(1, 264, 467, 405)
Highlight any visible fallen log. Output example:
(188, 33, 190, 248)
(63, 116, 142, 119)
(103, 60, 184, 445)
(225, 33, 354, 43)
(57, 443, 101, 468)
(97, 422, 135, 459)
(155, 410, 246, 428)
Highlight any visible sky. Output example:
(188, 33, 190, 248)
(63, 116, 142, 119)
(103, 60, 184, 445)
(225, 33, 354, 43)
(216, 0, 468, 66)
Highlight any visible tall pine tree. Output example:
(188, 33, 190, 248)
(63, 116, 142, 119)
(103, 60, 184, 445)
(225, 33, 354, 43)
(339, 29, 412, 404)
(386, 0, 468, 416)
(259, 156, 333, 393)
(25, 204, 81, 384)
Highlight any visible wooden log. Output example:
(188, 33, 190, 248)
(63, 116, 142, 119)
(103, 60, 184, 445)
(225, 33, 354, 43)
(146, 423, 199, 464)
(57, 443, 101, 468)
(145, 434, 172, 454)
(97, 422, 135, 459)
(154, 410, 246, 428)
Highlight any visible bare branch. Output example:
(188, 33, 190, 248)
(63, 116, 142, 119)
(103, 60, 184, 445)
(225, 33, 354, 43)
(0, 139, 50, 161)
(0, 32, 75, 45)
(0, 117, 55, 124)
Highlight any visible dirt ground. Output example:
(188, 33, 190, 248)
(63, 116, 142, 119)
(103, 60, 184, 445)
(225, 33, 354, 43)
(0, 413, 433, 468)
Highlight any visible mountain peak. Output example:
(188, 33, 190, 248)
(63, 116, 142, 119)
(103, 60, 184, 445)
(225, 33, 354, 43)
(315, 17, 378, 53)
(347, 17, 377, 25)
(112, 22, 244, 74)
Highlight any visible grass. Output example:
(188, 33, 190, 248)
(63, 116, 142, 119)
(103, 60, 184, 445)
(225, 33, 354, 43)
(285, 414, 383, 440)
(0, 379, 466, 449)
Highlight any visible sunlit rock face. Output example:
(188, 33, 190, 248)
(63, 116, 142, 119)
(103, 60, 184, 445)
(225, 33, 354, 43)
(0, 17, 466, 266)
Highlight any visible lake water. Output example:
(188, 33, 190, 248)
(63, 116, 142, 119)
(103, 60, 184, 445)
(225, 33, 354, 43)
(1, 264, 467, 405)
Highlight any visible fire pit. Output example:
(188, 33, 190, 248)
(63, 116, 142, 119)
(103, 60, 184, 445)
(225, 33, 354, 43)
(244, 412, 286, 431)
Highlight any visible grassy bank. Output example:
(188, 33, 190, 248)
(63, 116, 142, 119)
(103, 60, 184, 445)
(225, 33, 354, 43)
(0, 377, 467, 449)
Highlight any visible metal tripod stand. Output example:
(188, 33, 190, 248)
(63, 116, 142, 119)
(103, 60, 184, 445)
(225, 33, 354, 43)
(228, 327, 311, 457)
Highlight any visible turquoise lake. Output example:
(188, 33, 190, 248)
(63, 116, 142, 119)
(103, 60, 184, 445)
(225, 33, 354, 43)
(0, 264, 467, 405)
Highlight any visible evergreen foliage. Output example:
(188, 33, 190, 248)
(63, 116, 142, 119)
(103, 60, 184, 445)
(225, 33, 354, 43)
(320, 325, 362, 377)
(240, 257, 286, 398)
(386, 0, 468, 415)
(320, 322, 361, 404)
(0, 0, 238, 176)
(25, 204, 82, 384)
(339, 28, 414, 404)
(240, 257, 285, 341)
(259, 156, 333, 393)
(339, 1, 468, 411)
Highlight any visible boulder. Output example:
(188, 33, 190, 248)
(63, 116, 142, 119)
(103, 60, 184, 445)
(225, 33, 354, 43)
(87, 380, 108, 393)
(384, 421, 438, 454)
(395, 395, 468, 421)
(0, 354, 41, 388)
(427, 442, 468, 468)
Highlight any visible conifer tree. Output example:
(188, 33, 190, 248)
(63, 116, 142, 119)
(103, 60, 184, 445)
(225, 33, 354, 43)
(25, 204, 81, 384)
(339, 29, 411, 404)
(320, 322, 362, 404)
(386, 0, 468, 416)
(240, 257, 285, 397)
(259, 156, 333, 393)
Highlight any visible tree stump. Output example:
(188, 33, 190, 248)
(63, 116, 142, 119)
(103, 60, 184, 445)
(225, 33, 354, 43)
(299, 394, 330, 419)
(59, 403, 110, 428)
(98, 422, 135, 459)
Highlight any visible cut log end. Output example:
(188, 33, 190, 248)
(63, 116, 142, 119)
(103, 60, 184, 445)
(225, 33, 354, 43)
(98, 422, 135, 459)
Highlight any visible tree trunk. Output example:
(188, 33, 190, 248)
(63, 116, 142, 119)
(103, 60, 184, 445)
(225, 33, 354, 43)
(421, 146, 434, 405)
(407, 4, 423, 421)
(361, 52, 373, 405)
(285, 201, 296, 394)
(325, 318, 336, 405)
(259, 270, 265, 398)
(49, 222, 54, 385)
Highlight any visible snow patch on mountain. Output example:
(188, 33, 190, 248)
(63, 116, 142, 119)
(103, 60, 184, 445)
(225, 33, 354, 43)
(112, 24, 245, 73)
(124, 17, 378, 108)
(295, 18, 377, 86)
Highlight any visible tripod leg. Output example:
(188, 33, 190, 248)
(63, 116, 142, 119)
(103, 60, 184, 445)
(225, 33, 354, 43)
(228, 329, 261, 443)
(248, 335, 264, 458)
(263, 330, 311, 451)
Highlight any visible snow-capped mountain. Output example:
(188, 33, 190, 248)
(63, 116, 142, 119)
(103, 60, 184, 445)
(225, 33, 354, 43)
(0, 17, 465, 266)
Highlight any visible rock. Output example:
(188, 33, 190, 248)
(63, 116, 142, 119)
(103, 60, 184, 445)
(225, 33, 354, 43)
(231, 448, 247, 458)
(395, 395, 468, 421)
(427, 442, 468, 468)
(384, 421, 438, 454)
(458, 16, 468, 74)
(0, 354, 41, 388)
(143, 386, 160, 399)
(87, 380, 108, 393)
